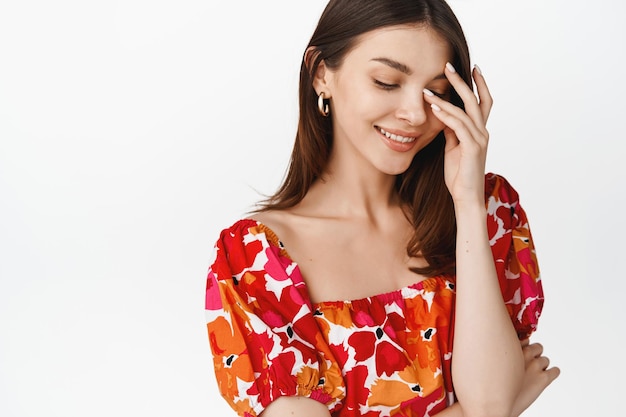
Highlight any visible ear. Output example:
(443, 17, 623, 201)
(305, 47, 332, 98)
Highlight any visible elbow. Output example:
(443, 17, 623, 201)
(456, 377, 520, 417)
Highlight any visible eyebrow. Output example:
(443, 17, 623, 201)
(372, 57, 412, 74)
(371, 57, 447, 81)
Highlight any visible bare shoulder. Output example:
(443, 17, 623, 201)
(248, 210, 298, 241)
(247, 209, 328, 248)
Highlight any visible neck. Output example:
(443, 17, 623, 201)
(301, 149, 401, 221)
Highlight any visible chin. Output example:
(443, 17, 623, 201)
(377, 160, 414, 176)
(379, 150, 423, 176)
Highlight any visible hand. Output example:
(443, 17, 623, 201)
(423, 63, 492, 205)
(511, 339, 561, 417)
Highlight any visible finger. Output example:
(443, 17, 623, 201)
(443, 127, 459, 153)
(545, 366, 561, 382)
(443, 62, 486, 132)
(429, 102, 484, 151)
(425, 93, 487, 147)
(534, 355, 550, 371)
(472, 65, 493, 122)
(520, 338, 530, 348)
(523, 343, 544, 360)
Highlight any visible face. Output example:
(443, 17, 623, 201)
(314, 25, 452, 176)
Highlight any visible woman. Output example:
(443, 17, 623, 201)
(205, 1, 559, 416)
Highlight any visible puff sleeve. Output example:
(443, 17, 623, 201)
(205, 220, 345, 417)
(485, 173, 544, 340)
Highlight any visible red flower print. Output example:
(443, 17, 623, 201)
(375, 341, 407, 377)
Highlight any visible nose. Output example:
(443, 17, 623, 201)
(395, 91, 428, 126)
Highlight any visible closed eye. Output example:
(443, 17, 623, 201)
(374, 79, 398, 90)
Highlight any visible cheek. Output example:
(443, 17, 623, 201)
(419, 112, 446, 146)
(336, 79, 391, 118)
(427, 110, 446, 131)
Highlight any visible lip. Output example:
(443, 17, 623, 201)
(375, 126, 420, 152)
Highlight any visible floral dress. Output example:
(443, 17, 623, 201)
(205, 173, 544, 417)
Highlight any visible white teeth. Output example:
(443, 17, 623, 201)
(379, 128, 416, 143)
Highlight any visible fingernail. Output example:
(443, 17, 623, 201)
(445, 62, 456, 73)
(423, 88, 434, 97)
(473, 64, 482, 75)
(431, 103, 441, 112)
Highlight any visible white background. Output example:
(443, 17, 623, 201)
(1, 1, 624, 416)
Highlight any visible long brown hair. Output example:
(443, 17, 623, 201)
(257, 0, 472, 277)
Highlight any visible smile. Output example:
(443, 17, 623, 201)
(377, 127, 417, 144)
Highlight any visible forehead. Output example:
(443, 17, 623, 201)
(343, 24, 451, 73)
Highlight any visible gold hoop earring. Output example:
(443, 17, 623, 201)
(317, 92, 330, 117)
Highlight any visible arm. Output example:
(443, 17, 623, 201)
(206, 221, 344, 417)
(432, 339, 561, 417)
(510, 340, 560, 416)
(424, 64, 524, 417)
(261, 397, 332, 417)
(452, 200, 524, 417)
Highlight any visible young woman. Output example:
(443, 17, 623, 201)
(205, 1, 559, 416)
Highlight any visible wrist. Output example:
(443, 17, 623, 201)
(453, 199, 487, 218)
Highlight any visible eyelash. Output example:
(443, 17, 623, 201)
(374, 79, 447, 98)
(374, 80, 398, 90)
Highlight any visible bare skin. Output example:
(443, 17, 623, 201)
(252, 205, 428, 304)
(255, 24, 559, 417)
(258, 337, 560, 417)
(253, 26, 449, 303)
